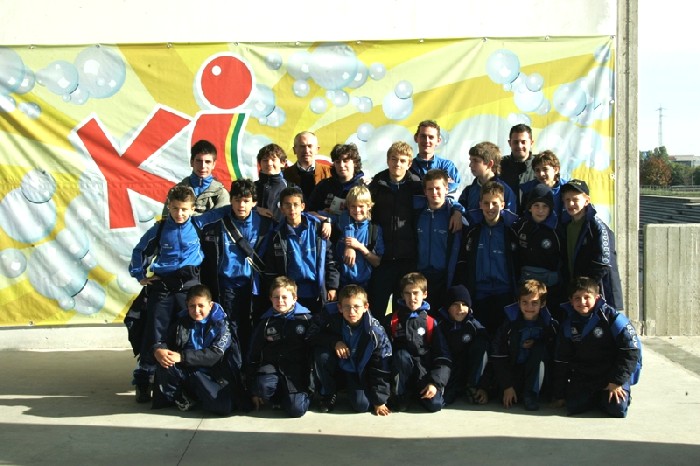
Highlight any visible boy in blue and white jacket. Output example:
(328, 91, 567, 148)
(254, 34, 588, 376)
(129, 185, 203, 402)
(153, 285, 236, 416)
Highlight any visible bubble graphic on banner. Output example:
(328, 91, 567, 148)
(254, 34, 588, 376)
(0, 248, 27, 279)
(64, 84, 90, 105)
(73, 279, 106, 315)
(553, 82, 587, 118)
(264, 106, 286, 127)
(0, 94, 15, 112)
(356, 123, 374, 142)
(265, 52, 283, 70)
(383, 91, 413, 120)
(508, 113, 532, 127)
(309, 43, 358, 90)
(514, 88, 545, 113)
(244, 83, 275, 119)
(36, 60, 79, 95)
(348, 62, 369, 89)
(0, 47, 25, 94)
(240, 132, 274, 178)
(287, 51, 312, 80)
(19, 102, 41, 119)
(394, 80, 413, 99)
(293, 79, 310, 97)
(525, 73, 544, 92)
(486, 49, 520, 85)
(27, 241, 88, 305)
(354, 96, 373, 113)
(310, 97, 328, 114)
(362, 124, 414, 168)
(16, 68, 35, 94)
(326, 89, 349, 107)
(21, 169, 56, 203)
(0, 190, 56, 243)
(369, 63, 386, 80)
(75, 45, 126, 99)
(197, 53, 254, 110)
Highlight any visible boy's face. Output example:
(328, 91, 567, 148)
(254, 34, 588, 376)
(348, 200, 370, 222)
(187, 295, 214, 321)
(424, 178, 447, 210)
(333, 155, 355, 182)
(534, 163, 558, 187)
(191, 153, 216, 179)
(447, 302, 470, 322)
(469, 156, 492, 179)
(414, 126, 441, 159)
(280, 194, 304, 226)
(339, 296, 368, 326)
(402, 285, 427, 312)
(508, 131, 533, 161)
(230, 195, 256, 220)
(270, 287, 297, 314)
(168, 200, 195, 224)
(480, 193, 504, 225)
(387, 153, 411, 180)
(570, 290, 599, 316)
(563, 191, 590, 220)
(293, 133, 319, 169)
(259, 155, 282, 175)
(529, 201, 551, 223)
(519, 292, 544, 321)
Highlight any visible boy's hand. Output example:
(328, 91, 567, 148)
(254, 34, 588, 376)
(154, 349, 180, 368)
(502, 387, 517, 408)
(550, 398, 566, 409)
(139, 276, 160, 286)
(327, 289, 336, 302)
(320, 222, 331, 239)
(420, 384, 437, 399)
(335, 341, 350, 359)
(374, 403, 391, 416)
(449, 210, 464, 233)
(343, 246, 357, 266)
(256, 206, 274, 218)
(472, 388, 489, 404)
(251, 396, 264, 410)
(606, 383, 627, 404)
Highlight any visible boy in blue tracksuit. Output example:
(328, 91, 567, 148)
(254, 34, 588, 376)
(129, 185, 203, 402)
(153, 285, 236, 415)
(196, 179, 273, 360)
(437, 285, 490, 405)
(308, 285, 393, 415)
(553, 276, 641, 418)
(331, 185, 384, 289)
(247, 276, 314, 418)
(491, 279, 558, 411)
(455, 180, 520, 336)
(415, 169, 464, 314)
(264, 186, 339, 314)
(387, 272, 452, 413)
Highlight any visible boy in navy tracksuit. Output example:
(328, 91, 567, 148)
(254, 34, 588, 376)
(331, 185, 384, 289)
(415, 169, 464, 313)
(196, 179, 273, 359)
(437, 285, 490, 405)
(308, 285, 393, 415)
(153, 285, 237, 415)
(247, 277, 314, 418)
(254, 143, 290, 222)
(455, 180, 520, 336)
(519, 150, 567, 217)
(513, 183, 565, 321)
(129, 185, 203, 402)
(264, 186, 339, 314)
(558, 179, 624, 310)
(387, 272, 451, 412)
(458, 141, 516, 212)
(491, 279, 558, 411)
(553, 277, 641, 418)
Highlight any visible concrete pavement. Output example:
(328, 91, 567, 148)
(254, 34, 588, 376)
(1, 334, 699, 465)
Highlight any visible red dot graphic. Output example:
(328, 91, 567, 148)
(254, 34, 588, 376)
(200, 55, 253, 110)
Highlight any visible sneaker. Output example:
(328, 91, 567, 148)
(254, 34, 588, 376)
(388, 394, 409, 412)
(175, 392, 196, 412)
(318, 394, 337, 413)
(135, 383, 152, 403)
(524, 395, 540, 411)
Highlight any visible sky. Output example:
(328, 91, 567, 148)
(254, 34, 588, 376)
(638, 0, 698, 156)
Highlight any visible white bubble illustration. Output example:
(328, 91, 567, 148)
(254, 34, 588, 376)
(56, 227, 90, 260)
(507, 113, 532, 127)
(310, 97, 328, 114)
(36, 60, 79, 95)
(525, 73, 544, 92)
(287, 51, 312, 80)
(21, 169, 56, 203)
(245, 84, 275, 119)
(369, 62, 386, 80)
(19, 102, 41, 119)
(360, 124, 414, 174)
(0, 47, 25, 94)
(118, 271, 142, 294)
(73, 280, 106, 315)
(356, 123, 374, 142)
(347, 62, 369, 89)
(309, 43, 358, 90)
(514, 88, 545, 113)
(0, 248, 27, 278)
(382, 91, 413, 120)
(65, 85, 90, 105)
(75, 46, 126, 99)
(553, 82, 587, 118)
(486, 49, 520, 85)
(326, 89, 349, 107)
(240, 132, 273, 178)
(394, 80, 413, 99)
(264, 106, 286, 127)
(16, 68, 36, 94)
(264, 52, 283, 70)
(292, 79, 310, 97)
(354, 96, 373, 113)
(27, 241, 88, 304)
(0, 94, 15, 112)
(0, 189, 56, 243)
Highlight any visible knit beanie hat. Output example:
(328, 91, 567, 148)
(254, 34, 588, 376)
(526, 183, 555, 211)
(447, 285, 472, 308)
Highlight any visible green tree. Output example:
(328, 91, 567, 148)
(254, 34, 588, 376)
(640, 154, 672, 186)
(670, 162, 693, 185)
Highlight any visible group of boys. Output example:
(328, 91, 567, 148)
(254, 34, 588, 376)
(127, 121, 640, 418)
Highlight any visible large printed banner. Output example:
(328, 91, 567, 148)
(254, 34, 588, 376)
(0, 38, 615, 326)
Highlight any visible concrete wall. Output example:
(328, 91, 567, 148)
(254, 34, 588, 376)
(643, 224, 700, 335)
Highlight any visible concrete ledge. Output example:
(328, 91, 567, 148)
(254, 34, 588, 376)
(0, 325, 130, 351)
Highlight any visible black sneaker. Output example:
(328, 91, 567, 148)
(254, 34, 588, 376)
(175, 392, 196, 412)
(524, 395, 540, 411)
(388, 394, 409, 412)
(318, 394, 337, 413)
(135, 383, 152, 403)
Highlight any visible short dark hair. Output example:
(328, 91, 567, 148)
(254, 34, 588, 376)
(422, 168, 449, 187)
(190, 140, 217, 163)
(400, 272, 428, 293)
(338, 284, 368, 305)
(229, 178, 257, 202)
(187, 284, 212, 302)
(330, 143, 362, 174)
(480, 180, 504, 201)
(569, 276, 600, 297)
(519, 279, 547, 306)
(509, 124, 533, 139)
(416, 120, 441, 138)
(168, 185, 196, 204)
(257, 143, 288, 163)
(279, 186, 304, 205)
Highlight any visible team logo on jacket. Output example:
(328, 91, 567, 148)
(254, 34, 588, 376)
(417, 327, 426, 336)
(265, 327, 279, 341)
(541, 239, 552, 249)
(296, 325, 306, 335)
(462, 334, 472, 343)
(593, 327, 604, 338)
